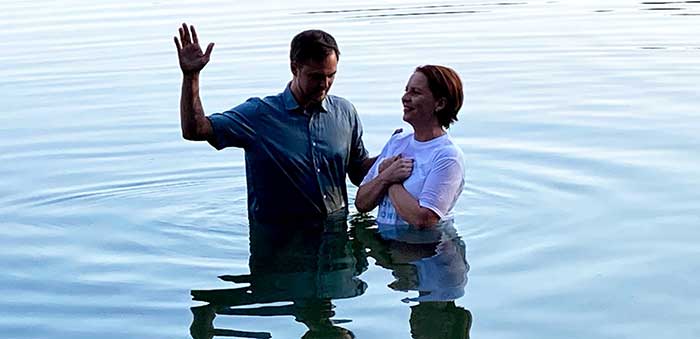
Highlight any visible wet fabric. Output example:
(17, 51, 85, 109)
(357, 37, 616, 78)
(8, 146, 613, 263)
(362, 131, 465, 225)
(208, 85, 369, 223)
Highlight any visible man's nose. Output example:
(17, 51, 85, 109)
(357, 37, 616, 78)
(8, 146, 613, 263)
(320, 77, 331, 89)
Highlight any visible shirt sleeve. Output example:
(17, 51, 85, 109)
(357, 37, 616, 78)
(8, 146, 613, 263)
(346, 104, 370, 182)
(207, 99, 259, 150)
(418, 155, 464, 219)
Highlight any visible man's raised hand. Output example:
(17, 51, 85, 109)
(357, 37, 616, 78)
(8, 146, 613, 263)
(174, 23, 215, 75)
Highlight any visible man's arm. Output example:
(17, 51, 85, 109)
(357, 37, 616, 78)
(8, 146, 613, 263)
(180, 73, 213, 141)
(360, 156, 377, 177)
(349, 156, 376, 186)
(174, 23, 215, 142)
(348, 128, 403, 186)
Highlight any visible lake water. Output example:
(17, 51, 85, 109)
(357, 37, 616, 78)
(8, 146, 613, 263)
(2, 0, 699, 338)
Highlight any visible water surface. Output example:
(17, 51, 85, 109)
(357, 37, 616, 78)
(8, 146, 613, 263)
(2, 0, 700, 338)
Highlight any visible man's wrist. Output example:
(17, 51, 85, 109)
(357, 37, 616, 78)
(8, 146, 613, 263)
(183, 72, 200, 80)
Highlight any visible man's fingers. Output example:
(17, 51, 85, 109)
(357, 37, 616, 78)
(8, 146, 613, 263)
(181, 23, 191, 44)
(190, 25, 199, 44)
(173, 36, 181, 52)
(204, 42, 215, 58)
(179, 27, 188, 46)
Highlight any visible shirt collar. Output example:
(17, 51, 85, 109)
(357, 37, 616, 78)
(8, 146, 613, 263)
(282, 83, 329, 114)
(282, 84, 301, 112)
(319, 97, 330, 113)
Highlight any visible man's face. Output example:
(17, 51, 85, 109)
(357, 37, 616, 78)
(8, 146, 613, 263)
(291, 53, 338, 106)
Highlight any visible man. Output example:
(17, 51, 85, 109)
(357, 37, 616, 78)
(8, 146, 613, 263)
(174, 23, 374, 223)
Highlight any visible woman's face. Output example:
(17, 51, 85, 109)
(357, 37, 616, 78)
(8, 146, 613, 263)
(401, 71, 440, 126)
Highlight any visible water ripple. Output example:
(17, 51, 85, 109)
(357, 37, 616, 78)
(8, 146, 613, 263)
(3, 0, 700, 338)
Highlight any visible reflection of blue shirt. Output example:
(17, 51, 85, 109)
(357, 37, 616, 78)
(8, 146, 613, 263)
(208, 85, 369, 223)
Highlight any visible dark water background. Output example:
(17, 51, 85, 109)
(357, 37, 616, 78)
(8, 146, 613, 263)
(2, 0, 699, 338)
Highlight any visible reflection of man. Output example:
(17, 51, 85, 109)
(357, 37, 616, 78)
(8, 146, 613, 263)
(410, 302, 472, 339)
(174, 23, 374, 223)
(351, 217, 472, 339)
(190, 214, 366, 339)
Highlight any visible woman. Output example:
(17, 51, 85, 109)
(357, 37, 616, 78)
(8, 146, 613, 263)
(355, 65, 465, 228)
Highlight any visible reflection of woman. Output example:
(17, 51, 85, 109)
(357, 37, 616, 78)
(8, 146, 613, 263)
(352, 220, 469, 302)
(351, 217, 472, 339)
(355, 65, 465, 228)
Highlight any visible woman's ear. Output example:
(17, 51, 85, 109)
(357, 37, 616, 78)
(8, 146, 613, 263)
(435, 97, 447, 113)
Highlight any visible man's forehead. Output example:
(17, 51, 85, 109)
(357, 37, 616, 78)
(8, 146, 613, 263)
(296, 54, 337, 68)
(300, 63, 337, 74)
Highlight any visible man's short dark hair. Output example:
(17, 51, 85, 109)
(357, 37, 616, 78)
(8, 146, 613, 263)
(290, 29, 340, 64)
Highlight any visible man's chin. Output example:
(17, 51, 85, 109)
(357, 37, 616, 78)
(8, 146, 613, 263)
(314, 91, 327, 101)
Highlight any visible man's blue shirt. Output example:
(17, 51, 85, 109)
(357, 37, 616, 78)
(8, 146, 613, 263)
(208, 85, 369, 223)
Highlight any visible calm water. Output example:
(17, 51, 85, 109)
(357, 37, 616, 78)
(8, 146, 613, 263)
(2, 0, 700, 338)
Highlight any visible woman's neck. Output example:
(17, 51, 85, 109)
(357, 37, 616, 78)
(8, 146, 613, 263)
(413, 125, 446, 142)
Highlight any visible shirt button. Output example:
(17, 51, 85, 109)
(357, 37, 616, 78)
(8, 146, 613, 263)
(323, 194, 328, 199)
(312, 142, 317, 147)
(317, 168, 321, 173)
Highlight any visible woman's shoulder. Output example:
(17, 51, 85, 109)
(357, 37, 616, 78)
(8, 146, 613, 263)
(374, 129, 412, 158)
(390, 128, 412, 139)
(426, 137, 465, 170)
(433, 136, 464, 157)
(385, 129, 413, 146)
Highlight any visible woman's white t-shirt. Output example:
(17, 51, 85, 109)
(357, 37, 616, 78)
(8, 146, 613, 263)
(361, 131, 465, 225)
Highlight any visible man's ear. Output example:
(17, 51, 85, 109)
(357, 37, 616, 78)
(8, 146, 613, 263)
(291, 62, 298, 76)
